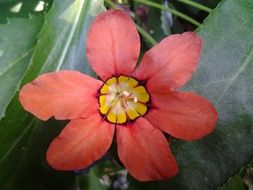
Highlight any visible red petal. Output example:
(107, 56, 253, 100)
(86, 10, 140, 81)
(19, 70, 102, 121)
(116, 118, 178, 181)
(145, 91, 218, 140)
(46, 114, 115, 170)
(134, 32, 202, 91)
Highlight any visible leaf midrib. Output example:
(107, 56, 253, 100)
(216, 47, 253, 104)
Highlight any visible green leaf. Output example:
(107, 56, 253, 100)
(130, 0, 253, 189)
(0, 1, 53, 24)
(133, 0, 166, 46)
(219, 175, 247, 190)
(145, 0, 166, 42)
(0, 0, 105, 189)
(0, 1, 44, 119)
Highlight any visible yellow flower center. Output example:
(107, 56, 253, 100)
(99, 75, 150, 124)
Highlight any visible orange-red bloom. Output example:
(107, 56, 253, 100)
(19, 10, 218, 181)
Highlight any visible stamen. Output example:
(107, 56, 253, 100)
(108, 95, 116, 102)
(99, 75, 149, 124)
(122, 91, 130, 96)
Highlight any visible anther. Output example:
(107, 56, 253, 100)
(134, 97, 138, 103)
(108, 95, 115, 102)
(122, 91, 130, 96)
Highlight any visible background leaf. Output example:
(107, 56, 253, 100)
(0, 0, 52, 24)
(134, 0, 166, 43)
(218, 175, 247, 190)
(130, 0, 253, 189)
(0, 0, 104, 189)
(0, 0, 45, 119)
(144, 0, 166, 42)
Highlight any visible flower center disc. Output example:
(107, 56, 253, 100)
(99, 76, 150, 124)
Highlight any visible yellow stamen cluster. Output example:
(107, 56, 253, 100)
(99, 76, 150, 124)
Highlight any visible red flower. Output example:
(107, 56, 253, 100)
(19, 10, 218, 181)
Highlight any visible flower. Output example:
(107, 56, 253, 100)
(19, 10, 218, 181)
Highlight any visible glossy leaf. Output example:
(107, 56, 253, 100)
(0, 1, 44, 119)
(0, 1, 52, 24)
(0, 0, 104, 189)
(130, 0, 253, 189)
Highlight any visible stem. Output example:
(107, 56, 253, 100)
(178, 0, 212, 13)
(105, 0, 157, 46)
(104, 0, 117, 8)
(133, 0, 201, 27)
(135, 25, 157, 46)
(75, 175, 81, 190)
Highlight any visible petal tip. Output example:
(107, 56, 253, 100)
(86, 9, 140, 80)
(19, 84, 50, 121)
(146, 92, 218, 141)
(182, 31, 203, 53)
